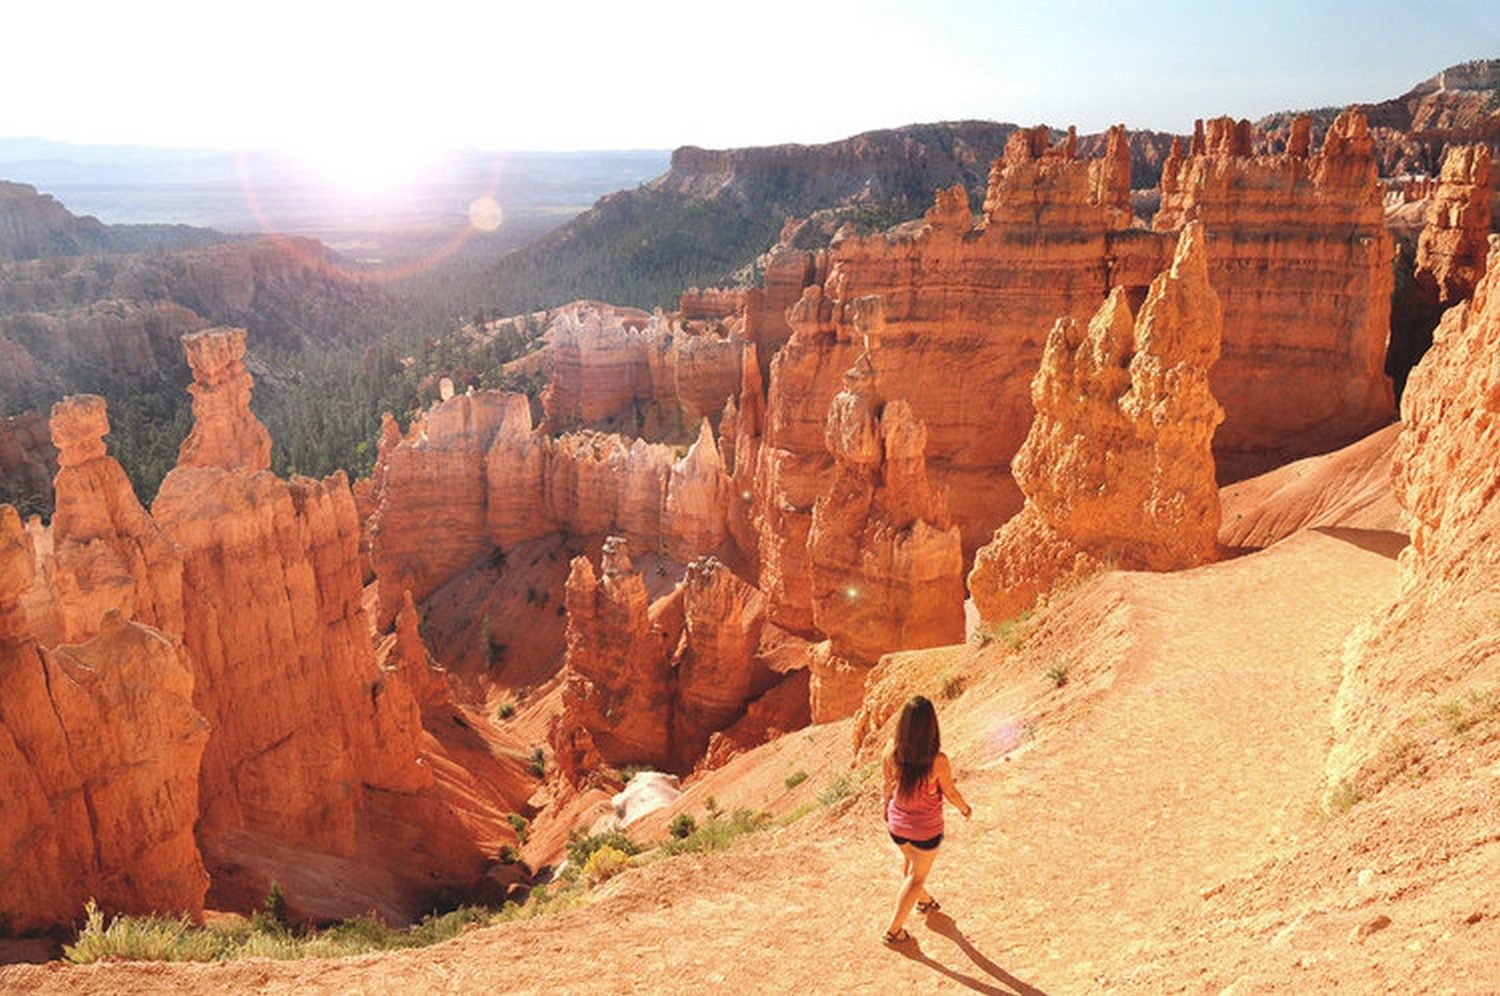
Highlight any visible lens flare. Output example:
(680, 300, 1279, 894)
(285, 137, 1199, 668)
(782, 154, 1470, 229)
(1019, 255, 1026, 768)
(989, 718, 1024, 754)
(468, 196, 503, 232)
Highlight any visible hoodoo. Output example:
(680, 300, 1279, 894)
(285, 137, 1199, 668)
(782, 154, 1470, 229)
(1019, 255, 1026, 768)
(969, 222, 1224, 622)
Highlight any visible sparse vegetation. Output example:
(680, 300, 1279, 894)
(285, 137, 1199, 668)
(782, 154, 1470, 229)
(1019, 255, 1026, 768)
(1438, 686, 1500, 740)
(668, 813, 698, 839)
(817, 764, 874, 807)
(497, 844, 520, 864)
(497, 700, 516, 720)
(1326, 779, 1363, 817)
(937, 669, 967, 700)
(1046, 662, 1071, 688)
(528, 746, 546, 778)
(506, 812, 530, 842)
(565, 829, 642, 869)
(975, 609, 1032, 651)
(783, 770, 809, 790)
(63, 899, 494, 964)
(658, 808, 770, 856)
(582, 844, 632, 884)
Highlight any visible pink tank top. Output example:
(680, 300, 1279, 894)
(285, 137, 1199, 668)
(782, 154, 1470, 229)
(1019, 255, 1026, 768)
(887, 774, 944, 839)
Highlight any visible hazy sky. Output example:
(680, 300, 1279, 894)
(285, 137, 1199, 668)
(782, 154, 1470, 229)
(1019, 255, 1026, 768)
(6, 0, 1498, 155)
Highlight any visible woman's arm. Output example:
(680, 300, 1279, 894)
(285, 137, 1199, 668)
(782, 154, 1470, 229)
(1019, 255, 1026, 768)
(935, 754, 972, 819)
(881, 751, 896, 808)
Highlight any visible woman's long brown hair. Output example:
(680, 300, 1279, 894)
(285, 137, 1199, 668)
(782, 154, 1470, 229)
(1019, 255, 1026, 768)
(893, 696, 941, 798)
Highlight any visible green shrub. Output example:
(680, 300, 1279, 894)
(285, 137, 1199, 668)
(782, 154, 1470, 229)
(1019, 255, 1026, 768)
(783, 770, 809, 790)
(506, 812, 530, 842)
(528, 747, 546, 778)
(497, 701, 516, 720)
(1045, 662, 1070, 688)
(668, 813, 697, 839)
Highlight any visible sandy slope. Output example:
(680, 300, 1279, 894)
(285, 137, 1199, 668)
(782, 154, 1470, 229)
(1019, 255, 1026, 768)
(12, 526, 1491, 994)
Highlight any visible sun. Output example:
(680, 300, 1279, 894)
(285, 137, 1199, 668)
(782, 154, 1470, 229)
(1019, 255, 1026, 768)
(291, 137, 441, 199)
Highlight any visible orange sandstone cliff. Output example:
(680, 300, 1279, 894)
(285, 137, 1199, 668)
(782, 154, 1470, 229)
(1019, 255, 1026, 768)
(552, 539, 790, 778)
(1329, 234, 1500, 790)
(755, 114, 1392, 632)
(0, 504, 208, 933)
(151, 328, 501, 921)
(968, 222, 1224, 622)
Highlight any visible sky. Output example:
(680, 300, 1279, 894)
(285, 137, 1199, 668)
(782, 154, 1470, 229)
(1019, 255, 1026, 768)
(4, 0, 1498, 160)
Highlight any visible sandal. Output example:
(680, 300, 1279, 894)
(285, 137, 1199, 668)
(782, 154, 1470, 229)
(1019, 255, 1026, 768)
(916, 898, 941, 913)
(882, 928, 911, 945)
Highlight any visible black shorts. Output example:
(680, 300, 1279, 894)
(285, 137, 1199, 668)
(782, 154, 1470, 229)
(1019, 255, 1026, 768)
(889, 831, 943, 851)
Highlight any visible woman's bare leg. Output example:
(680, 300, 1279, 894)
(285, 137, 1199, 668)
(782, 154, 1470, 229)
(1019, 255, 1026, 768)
(885, 843, 938, 936)
(898, 850, 933, 905)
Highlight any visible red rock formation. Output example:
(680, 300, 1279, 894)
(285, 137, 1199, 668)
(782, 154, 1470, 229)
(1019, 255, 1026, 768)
(1414, 143, 1493, 307)
(0, 410, 55, 517)
(45, 395, 183, 643)
(374, 386, 738, 628)
(153, 327, 490, 921)
(484, 394, 550, 548)
(175, 327, 272, 472)
(388, 589, 448, 709)
(1154, 112, 1394, 467)
(969, 222, 1224, 622)
(552, 541, 786, 776)
(803, 340, 965, 717)
(553, 538, 677, 773)
(370, 391, 511, 628)
(1330, 235, 1500, 790)
(664, 420, 730, 560)
(756, 113, 1392, 630)
(539, 303, 743, 436)
(673, 556, 771, 760)
(1, 504, 208, 933)
(698, 668, 811, 771)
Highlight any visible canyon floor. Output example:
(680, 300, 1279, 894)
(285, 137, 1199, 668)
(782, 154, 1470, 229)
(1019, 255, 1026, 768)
(4, 525, 1496, 995)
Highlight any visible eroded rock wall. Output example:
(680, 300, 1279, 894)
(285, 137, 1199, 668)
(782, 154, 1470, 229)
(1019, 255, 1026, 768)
(969, 223, 1224, 622)
(0, 504, 208, 934)
(1329, 235, 1500, 790)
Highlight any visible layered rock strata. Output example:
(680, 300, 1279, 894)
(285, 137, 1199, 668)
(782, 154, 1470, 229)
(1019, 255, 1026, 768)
(1, 504, 209, 933)
(540, 304, 744, 435)
(553, 538, 678, 777)
(1414, 144, 1494, 307)
(756, 113, 1392, 629)
(373, 390, 734, 628)
(152, 327, 484, 919)
(552, 541, 781, 777)
(969, 222, 1224, 622)
(802, 340, 965, 717)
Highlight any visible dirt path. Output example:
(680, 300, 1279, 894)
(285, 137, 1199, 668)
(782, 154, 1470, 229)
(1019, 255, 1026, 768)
(2, 529, 1401, 994)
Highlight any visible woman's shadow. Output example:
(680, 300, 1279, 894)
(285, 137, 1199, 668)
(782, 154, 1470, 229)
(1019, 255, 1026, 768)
(893, 911, 1049, 996)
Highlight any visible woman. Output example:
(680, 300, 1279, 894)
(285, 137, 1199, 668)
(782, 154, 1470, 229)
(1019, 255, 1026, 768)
(881, 695, 971, 945)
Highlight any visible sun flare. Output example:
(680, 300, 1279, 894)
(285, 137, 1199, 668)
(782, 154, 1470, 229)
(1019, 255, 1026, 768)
(292, 138, 440, 198)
